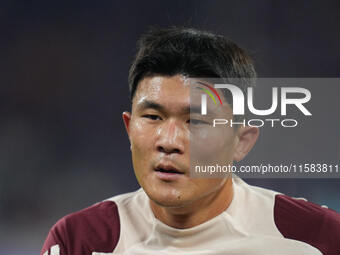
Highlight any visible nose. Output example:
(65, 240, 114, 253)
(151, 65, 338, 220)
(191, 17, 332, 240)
(155, 119, 185, 155)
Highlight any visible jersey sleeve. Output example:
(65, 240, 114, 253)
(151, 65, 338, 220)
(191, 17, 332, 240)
(40, 200, 121, 255)
(40, 218, 67, 255)
(274, 194, 340, 255)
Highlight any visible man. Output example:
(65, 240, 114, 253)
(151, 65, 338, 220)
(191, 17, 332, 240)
(41, 27, 340, 255)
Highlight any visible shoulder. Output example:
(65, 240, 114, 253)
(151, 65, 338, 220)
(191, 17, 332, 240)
(62, 199, 120, 228)
(274, 194, 340, 255)
(41, 190, 141, 255)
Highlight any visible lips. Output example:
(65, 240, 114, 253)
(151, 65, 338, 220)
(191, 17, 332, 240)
(155, 164, 184, 175)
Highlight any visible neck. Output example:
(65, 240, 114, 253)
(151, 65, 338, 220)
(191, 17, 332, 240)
(150, 178, 233, 229)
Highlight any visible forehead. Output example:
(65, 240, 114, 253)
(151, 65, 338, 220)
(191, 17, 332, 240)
(133, 75, 190, 107)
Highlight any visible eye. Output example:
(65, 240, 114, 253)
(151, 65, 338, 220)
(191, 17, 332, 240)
(187, 119, 209, 125)
(142, 114, 162, 121)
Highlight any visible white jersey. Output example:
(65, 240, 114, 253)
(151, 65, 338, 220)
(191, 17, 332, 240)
(41, 177, 340, 255)
(110, 177, 320, 255)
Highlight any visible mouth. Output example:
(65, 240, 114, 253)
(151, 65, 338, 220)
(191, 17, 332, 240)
(154, 164, 185, 180)
(155, 164, 184, 174)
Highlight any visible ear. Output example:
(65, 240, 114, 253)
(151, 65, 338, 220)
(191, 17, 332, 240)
(122, 111, 132, 137)
(233, 126, 259, 162)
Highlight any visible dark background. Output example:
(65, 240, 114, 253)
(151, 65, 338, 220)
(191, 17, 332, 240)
(1, 1, 339, 254)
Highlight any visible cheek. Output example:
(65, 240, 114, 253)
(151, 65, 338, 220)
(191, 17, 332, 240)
(190, 178, 227, 198)
(130, 119, 152, 149)
(191, 126, 236, 165)
(129, 120, 155, 171)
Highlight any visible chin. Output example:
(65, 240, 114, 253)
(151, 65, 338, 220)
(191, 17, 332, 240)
(151, 196, 190, 208)
(147, 186, 192, 208)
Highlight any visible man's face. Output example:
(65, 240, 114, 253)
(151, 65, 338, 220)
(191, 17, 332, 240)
(123, 75, 240, 208)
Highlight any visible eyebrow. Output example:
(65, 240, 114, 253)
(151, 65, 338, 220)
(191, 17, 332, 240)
(136, 99, 202, 115)
(137, 100, 165, 112)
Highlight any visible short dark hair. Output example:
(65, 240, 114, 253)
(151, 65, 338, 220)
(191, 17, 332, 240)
(128, 27, 256, 102)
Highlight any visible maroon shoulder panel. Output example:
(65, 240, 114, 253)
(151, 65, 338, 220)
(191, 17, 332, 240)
(40, 200, 120, 255)
(274, 194, 340, 255)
